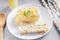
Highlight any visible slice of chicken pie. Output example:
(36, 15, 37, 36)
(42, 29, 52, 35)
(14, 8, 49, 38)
(15, 7, 40, 25)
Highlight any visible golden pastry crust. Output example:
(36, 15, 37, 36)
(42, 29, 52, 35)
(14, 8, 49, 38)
(15, 7, 40, 25)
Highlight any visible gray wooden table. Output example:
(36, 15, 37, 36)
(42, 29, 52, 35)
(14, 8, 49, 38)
(0, 0, 60, 40)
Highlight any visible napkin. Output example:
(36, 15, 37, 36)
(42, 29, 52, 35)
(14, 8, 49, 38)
(39, 0, 60, 31)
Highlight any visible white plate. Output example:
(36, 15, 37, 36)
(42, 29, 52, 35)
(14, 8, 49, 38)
(7, 3, 53, 39)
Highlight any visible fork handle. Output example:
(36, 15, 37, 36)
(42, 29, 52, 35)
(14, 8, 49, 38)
(0, 28, 3, 40)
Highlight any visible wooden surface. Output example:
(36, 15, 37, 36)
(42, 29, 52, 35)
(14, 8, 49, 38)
(0, 13, 6, 40)
(0, 28, 3, 40)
